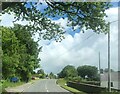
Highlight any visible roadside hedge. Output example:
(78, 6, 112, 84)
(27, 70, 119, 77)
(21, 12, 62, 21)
(67, 81, 107, 93)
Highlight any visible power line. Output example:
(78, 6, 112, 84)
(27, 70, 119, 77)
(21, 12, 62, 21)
(43, 20, 119, 60)
(54, 19, 119, 60)
(109, 20, 118, 24)
(57, 33, 95, 58)
(84, 33, 95, 41)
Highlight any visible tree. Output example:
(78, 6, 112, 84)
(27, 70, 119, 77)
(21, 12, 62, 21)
(1, 24, 41, 81)
(58, 65, 78, 78)
(37, 69, 44, 74)
(11, 24, 41, 81)
(49, 72, 56, 79)
(77, 65, 98, 80)
(2, 26, 20, 79)
(37, 69, 46, 78)
(1, 2, 111, 41)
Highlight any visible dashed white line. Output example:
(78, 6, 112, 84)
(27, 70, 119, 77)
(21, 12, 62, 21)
(46, 89, 49, 92)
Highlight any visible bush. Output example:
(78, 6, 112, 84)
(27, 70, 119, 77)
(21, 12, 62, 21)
(0, 80, 6, 83)
(71, 76, 82, 82)
(67, 77, 73, 81)
(65, 76, 82, 83)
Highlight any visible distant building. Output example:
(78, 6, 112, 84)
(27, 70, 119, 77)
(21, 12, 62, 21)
(100, 72, 120, 90)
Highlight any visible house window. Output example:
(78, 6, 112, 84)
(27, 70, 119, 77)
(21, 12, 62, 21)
(111, 82, 113, 87)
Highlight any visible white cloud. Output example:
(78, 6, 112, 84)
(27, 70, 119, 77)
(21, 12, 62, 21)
(0, 13, 14, 27)
(53, 18, 68, 28)
(0, 13, 29, 27)
(39, 7, 118, 74)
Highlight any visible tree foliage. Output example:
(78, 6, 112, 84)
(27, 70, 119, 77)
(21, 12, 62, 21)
(37, 69, 44, 74)
(2, 24, 41, 81)
(49, 72, 56, 79)
(77, 65, 98, 80)
(45, 2, 110, 34)
(58, 65, 78, 78)
(2, 27, 19, 79)
(37, 69, 46, 78)
(1, 2, 111, 41)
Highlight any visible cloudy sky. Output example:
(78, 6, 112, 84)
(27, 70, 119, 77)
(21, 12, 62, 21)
(0, 3, 119, 74)
(39, 7, 118, 74)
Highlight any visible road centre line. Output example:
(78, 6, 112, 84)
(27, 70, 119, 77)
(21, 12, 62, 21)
(46, 89, 49, 92)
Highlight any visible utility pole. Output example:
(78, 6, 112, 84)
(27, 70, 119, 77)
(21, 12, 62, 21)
(108, 22, 111, 92)
(99, 52, 101, 74)
(107, 20, 118, 92)
(99, 52, 101, 85)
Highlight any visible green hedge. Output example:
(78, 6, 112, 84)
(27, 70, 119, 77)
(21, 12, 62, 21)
(67, 81, 107, 93)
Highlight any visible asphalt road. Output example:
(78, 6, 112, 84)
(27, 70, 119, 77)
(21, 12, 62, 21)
(23, 79, 70, 92)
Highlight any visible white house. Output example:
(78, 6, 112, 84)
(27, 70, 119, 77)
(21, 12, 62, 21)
(100, 72, 120, 90)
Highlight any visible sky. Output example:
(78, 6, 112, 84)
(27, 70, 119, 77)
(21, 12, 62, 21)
(38, 5, 119, 74)
(0, 2, 119, 74)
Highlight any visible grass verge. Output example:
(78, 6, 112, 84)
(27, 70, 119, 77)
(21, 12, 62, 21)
(57, 79, 120, 94)
(1, 79, 40, 93)
(56, 79, 86, 94)
(1, 80, 25, 92)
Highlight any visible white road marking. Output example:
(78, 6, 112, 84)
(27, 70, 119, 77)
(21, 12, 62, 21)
(47, 89, 49, 92)
(45, 80, 49, 92)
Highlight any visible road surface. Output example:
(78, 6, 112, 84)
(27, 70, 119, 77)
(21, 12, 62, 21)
(23, 79, 70, 92)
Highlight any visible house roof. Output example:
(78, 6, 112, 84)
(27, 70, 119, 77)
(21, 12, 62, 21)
(100, 72, 120, 81)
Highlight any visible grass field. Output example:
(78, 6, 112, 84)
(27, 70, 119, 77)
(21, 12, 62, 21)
(57, 79, 86, 94)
